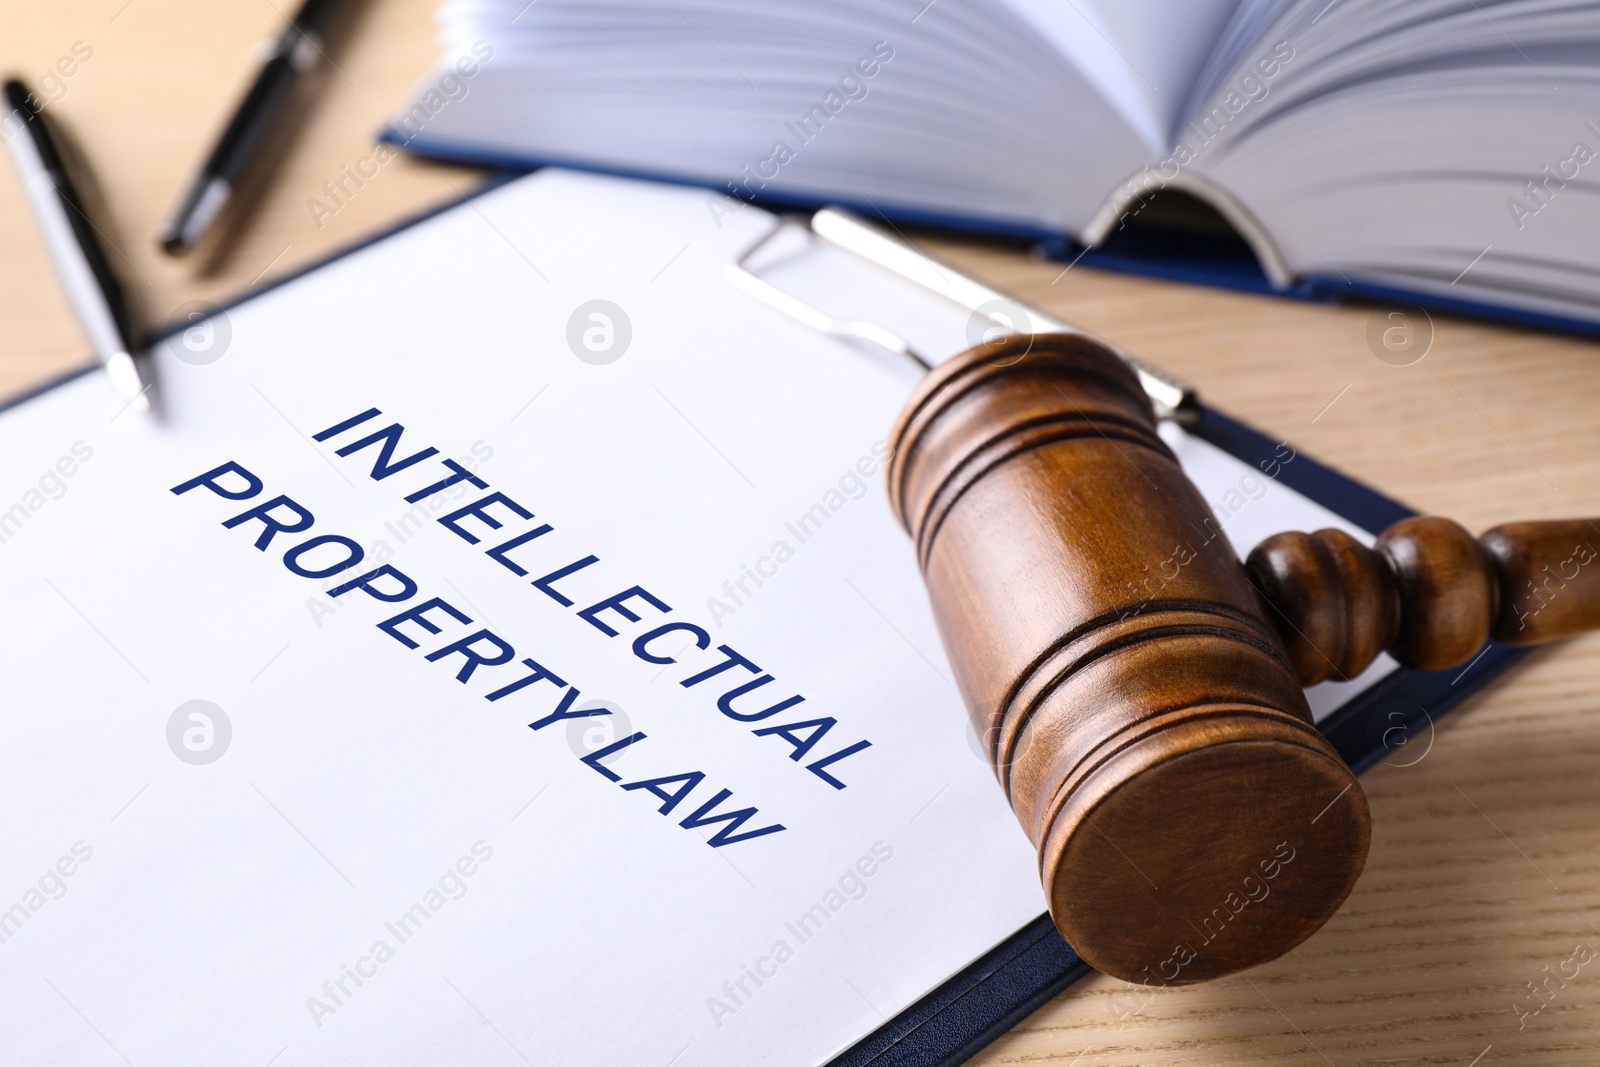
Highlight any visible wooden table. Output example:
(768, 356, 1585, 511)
(5, 3, 1598, 1064)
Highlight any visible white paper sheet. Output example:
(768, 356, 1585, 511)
(0, 169, 1385, 1066)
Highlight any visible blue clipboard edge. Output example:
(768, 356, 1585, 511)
(821, 407, 1527, 1067)
(5, 168, 1533, 1067)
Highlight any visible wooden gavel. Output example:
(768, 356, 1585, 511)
(888, 333, 1600, 985)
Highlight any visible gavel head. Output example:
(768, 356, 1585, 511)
(887, 333, 1370, 984)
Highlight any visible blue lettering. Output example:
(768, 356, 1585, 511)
(678, 789, 785, 848)
(439, 492, 532, 544)
(425, 629, 516, 682)
(221, 495, 313, 550)
(170, 460, 263, 500)
(334, 423, 439, 480)
(751, 717, 835, 761)
(577, 586, 671, 637)
(621, 771, 705, 815)
(378, 597, 472, 649)
(283, 534, 365, 579)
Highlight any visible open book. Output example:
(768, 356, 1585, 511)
(389, 0, 1600, 330)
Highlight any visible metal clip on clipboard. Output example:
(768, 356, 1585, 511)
(724, 207, 1201, 426)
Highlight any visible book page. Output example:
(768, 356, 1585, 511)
(408, 0, 1163, 238)
(1004, 0, 1243, 150)
(1178, 0, 1600, 318)
(0, 169, 1384, 1065)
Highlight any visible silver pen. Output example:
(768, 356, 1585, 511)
(4, 79, 153, 413)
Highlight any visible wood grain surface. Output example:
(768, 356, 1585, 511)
(5, 4, 1599, 1064)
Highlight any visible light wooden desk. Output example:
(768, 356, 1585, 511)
(5, 3, 1599, 1064)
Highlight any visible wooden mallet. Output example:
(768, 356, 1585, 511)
(888, 332, 1597, 984)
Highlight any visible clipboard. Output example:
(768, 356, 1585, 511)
(2, 169, 1531, 1067)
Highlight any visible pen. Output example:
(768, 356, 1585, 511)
(159, 0, 343, 256)
(3, 80, 152, 414)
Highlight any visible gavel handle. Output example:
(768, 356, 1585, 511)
(1247, 517, 1600, 686)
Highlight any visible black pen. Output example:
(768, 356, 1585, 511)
(4, 80, 152, 413)
(159, 0, 343, 256)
